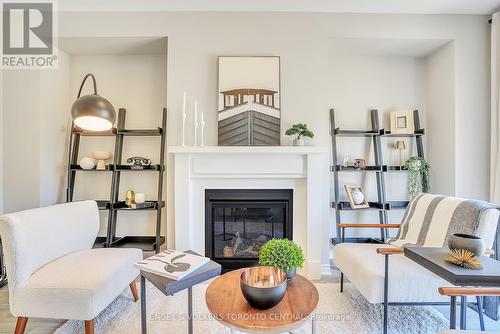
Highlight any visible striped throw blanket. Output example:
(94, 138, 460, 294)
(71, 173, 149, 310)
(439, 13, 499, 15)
(389, 193, 499, 248)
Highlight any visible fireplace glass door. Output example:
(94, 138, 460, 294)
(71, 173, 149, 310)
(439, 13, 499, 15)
(210, 202, 287, 260)
(205, 189, 293, 271)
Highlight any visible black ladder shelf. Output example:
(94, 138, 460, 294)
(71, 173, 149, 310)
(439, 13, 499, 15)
(66, 108, 167, 253)
(330, 109, 425, 244)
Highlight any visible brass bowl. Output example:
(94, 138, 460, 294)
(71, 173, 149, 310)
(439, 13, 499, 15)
(240, 266, 287, 309)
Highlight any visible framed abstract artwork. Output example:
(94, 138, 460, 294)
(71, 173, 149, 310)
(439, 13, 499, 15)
(218, 56, 281, 146)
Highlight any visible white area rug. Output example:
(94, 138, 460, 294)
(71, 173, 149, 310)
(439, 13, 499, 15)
(51, 282, 448, 334)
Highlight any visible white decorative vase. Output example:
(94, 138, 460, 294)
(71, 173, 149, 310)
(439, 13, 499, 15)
(93, 151, 112, 170)
(293, 139, 304, 147)
(352, 189, 365, 205)
(79, 157, 95, 170)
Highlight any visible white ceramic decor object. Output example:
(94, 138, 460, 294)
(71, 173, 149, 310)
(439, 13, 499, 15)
(293, 139, 304, 146)
(79, 157, 95, 170)
(134, 193, 146, 204)
(93, 151, 112, 170)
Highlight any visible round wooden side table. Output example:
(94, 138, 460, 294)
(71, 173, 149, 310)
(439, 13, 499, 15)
(205, 269, 319, 334)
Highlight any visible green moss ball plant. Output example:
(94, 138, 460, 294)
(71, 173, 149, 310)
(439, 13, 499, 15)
(258, 238, 305, 279)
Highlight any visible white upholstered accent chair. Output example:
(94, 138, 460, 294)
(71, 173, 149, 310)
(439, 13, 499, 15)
(0, 200, 143, 334)
(334, 194, 500, 334)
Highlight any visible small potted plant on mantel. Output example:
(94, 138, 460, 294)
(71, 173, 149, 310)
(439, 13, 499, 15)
(285, 123, 314, 146)
(258, 239, 305, 280)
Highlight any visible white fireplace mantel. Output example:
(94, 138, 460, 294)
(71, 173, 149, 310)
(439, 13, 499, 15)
(169, 146, 329, 154)
(169, 145, 330, 279)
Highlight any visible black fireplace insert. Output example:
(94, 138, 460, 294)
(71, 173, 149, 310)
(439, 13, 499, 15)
(205, 189, 293, 271)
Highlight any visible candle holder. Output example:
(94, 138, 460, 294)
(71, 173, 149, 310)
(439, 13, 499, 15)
(200, 113, 205, 147)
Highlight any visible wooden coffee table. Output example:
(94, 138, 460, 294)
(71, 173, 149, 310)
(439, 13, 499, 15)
(205, 269, 319, 334)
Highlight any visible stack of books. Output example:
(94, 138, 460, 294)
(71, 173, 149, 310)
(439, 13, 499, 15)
(135, 249, 210, 280)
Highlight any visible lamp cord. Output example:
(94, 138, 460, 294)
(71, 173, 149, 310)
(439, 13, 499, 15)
(77, 73, 98, 98)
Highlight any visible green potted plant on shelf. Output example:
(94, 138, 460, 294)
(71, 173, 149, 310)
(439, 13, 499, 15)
(285, 123, 314, 146)
(258, 238, 305, 280)
(405, 155, 431, 199)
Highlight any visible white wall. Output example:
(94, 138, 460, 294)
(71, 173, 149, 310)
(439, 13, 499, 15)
(39, 50, 71, 207)
(1, 49, 71, 214)
(0, 69, 3, 214)
(454, 20, 491, 198)
(1, 12, 492, 245)
(424, 42, 455, 196)
(2, 70, 41, 213)
(329, 53, 425, 237)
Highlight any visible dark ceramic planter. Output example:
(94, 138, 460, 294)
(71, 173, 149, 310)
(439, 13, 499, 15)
(240, 266, 287, 309)
(286, 269, 296, 281)
(448, 233, 485, 257)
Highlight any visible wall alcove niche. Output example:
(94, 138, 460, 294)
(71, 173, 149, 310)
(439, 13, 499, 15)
(34, 36, 168, 247)
(328, 37, 454, 240)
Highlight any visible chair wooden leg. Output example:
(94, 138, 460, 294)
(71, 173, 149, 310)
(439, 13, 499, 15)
(130, 280, 139, 302)
(84, 320, 94, 334)
(14, 317, 28, 334)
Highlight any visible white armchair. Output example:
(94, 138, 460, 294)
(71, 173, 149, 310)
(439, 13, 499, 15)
(0, 200, 143, 334)
(334, 194, 499, 334)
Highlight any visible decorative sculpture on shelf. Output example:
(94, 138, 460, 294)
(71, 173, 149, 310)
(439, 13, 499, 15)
(79, 157, 95, 170)
(93, 151, 111, 170)
(126, 156, 152, 170)
(125, 190, 135, 207)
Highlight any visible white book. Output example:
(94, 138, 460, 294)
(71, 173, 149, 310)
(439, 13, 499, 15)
(134, 249, 210, 281)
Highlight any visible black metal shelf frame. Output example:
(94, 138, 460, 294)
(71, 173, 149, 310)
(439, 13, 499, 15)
(330, 109, 425, 244)
(67, 108, 167, 254)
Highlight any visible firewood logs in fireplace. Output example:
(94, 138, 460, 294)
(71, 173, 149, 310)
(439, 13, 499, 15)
(232, 232, 242, 255)
(223, 246, 234, 257)
(222, 231, 264, 257)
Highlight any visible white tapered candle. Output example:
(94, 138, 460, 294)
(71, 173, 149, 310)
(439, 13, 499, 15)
(182, 92, 187, 146)
(200, 111, 205, 147)
(194, 101, 198, 146)
(194, 102, 198, 122)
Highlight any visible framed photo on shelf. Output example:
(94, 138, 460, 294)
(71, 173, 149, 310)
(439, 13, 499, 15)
(390, 111, 415, 134)
(344, 185, 369, 209)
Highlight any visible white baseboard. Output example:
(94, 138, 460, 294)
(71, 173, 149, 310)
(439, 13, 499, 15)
(320, 264, 332, 276)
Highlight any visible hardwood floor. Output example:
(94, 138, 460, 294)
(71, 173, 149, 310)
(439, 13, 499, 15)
(0, 285, 64, 334)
